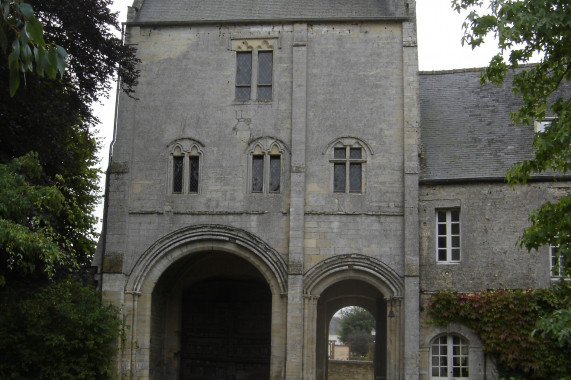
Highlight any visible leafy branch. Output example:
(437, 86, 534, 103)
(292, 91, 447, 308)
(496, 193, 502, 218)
(0, 0, 66, 96)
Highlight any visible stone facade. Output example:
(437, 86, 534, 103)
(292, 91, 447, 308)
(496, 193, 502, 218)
(95, 1, 569, 379)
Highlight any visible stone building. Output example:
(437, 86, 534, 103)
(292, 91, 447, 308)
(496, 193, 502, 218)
(95, 0, 569, 379)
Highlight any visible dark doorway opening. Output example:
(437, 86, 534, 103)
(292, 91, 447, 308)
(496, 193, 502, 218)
(180, 278, 271, 380)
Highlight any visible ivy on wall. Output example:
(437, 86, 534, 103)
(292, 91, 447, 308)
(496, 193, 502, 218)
(428, 285, 571, 379)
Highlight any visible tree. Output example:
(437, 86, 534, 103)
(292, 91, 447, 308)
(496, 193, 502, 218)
(0, 0, 139, 283)
(452, 0, 570, 347)
(0, 0, 67, 96)
(0, 278, 124, 379)
(338, 307, 375, 358)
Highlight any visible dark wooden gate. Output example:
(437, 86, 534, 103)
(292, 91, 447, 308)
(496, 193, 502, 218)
(181, 278, 271, 380)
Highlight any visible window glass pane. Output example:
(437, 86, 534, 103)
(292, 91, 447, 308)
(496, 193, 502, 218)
(258, 51, 273, 85)
(431, 368, 439, 377)
(334, 163, 346, 192)
(349, 147, 362, 159)
(453, 367, 460, 377)
(438, 249, 447, 261)
(452, 249, 460, 261)
(438, 224, 447, 235)
(334, 147, 346, 159)
(270, 155, 280, 192)
(236, 52, 251, 100)
(451, 223, 460, 235)
(189, 156, 199, 193)
(452, 236, 460, 248)
(462, 367, 469, 377)
(349, 163, 361, 192)
(437, 211, 446, 222)
(451, 210, 460, 221)
(252, 155, 264, 192)
(257, 86, 272, 101)
(173, 156, 183, 193)
(236, 86, 251, 100)
(438, 237, 447, 248)
(236, 52, 252, 85)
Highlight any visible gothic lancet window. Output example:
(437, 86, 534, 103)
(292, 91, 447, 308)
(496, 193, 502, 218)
(168, 140, 203, 194)
(247, 138, 287, 194)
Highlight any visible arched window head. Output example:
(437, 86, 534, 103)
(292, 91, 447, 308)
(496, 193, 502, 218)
(430, 334, 469, 379)
(246, 137, 289, 194)
(167, 139, 204, 195)
(324, 137, 372, 194)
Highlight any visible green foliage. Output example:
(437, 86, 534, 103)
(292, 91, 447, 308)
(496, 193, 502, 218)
(428, 286, 571, 379)
(338, 307, 375, 358)
(0, 0, 140, 284)
(0, 0, 67, 96)
(452, 0, 571, 346)
(0, 278, 123, 379)
(0, 152, 81, 285)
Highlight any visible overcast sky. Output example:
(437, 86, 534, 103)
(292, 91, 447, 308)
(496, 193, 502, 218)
(92, 0, 499, 230)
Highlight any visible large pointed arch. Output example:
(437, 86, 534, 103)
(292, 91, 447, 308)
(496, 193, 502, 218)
(125, 224, 288, 295)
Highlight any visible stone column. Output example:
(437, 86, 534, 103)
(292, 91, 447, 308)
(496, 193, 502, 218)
(402, 1, 421, 378)
(302, 295, 319, 379)
(285, 22, 308, 380)
(375, 297, 388, 380)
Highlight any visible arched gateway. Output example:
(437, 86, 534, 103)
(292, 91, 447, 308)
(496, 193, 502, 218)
(302, 255, 404, 380)
(123, 225, 288, 380)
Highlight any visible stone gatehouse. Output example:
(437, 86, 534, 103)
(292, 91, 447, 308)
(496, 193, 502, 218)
(94, 1, 569, 379)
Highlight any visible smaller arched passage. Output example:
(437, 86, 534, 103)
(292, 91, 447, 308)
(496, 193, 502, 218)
(303, 255, 404, 380)
(123, 225, 288, 380)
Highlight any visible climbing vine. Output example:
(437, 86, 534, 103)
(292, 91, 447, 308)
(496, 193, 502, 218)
(428, 285, 571, 379)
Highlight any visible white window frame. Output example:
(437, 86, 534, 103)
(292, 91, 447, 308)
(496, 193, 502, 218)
(430, 334, 470, 379)
(436, 209, 461, 263)
(534, 117, 556, 133)
(550, 245, 568, 279)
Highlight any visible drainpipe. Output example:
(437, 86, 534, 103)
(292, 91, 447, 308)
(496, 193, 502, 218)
(98, 22, 124, 290)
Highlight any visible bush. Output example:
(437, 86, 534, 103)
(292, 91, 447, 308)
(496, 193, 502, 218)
(0, 278, 123, 379)
(428, 285, 571, 379)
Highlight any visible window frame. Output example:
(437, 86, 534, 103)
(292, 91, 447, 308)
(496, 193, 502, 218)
(168, 140, 204, 195)
(534, 117, 556, 133)
(550, 245, 568, 279)
(330, 145, 366, 194)
(235, 51, 253, 101)
(246, 139, 286, 195)
(436, 209, 461, 263)
(430, 334, 470, 379)
(233, 47, 274, 102)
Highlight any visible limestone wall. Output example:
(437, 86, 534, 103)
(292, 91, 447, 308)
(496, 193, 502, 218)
(328, 360, 374, 380)
(419, 181, 570, 292)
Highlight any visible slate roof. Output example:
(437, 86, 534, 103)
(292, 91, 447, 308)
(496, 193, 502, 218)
(419, 68, 565, 182)
(132, 0, 407, 23)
